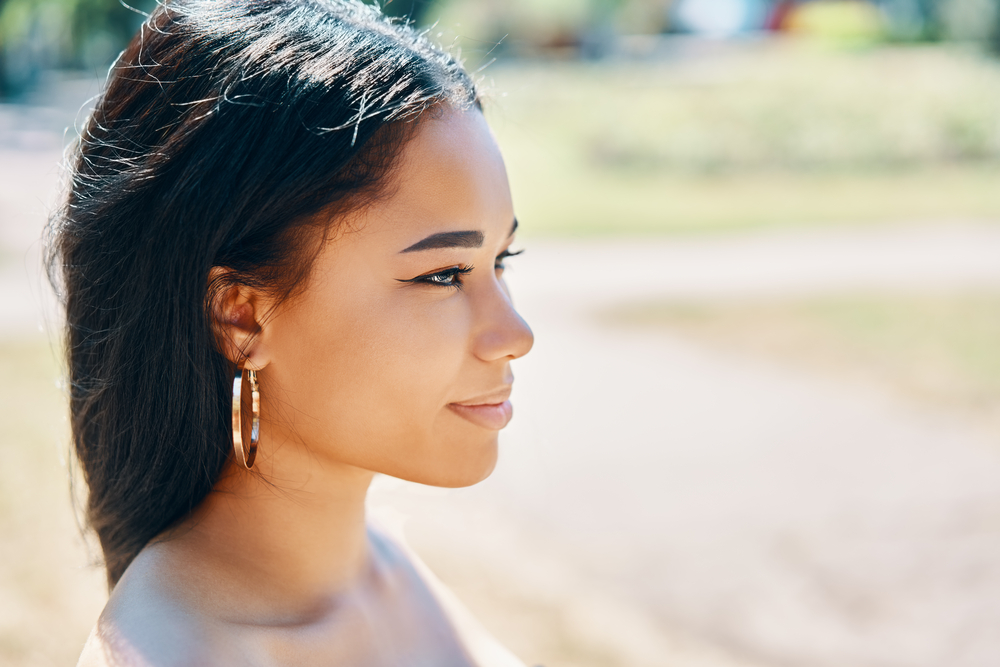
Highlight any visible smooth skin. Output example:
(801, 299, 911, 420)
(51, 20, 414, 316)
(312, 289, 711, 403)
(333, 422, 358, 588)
(78, 108, 534, 667)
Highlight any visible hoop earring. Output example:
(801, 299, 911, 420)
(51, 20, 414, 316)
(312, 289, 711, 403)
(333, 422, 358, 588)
(232, 366, 260, 470)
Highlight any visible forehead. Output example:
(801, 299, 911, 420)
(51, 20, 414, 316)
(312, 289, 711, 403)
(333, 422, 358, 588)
(347, 108, 514, 245)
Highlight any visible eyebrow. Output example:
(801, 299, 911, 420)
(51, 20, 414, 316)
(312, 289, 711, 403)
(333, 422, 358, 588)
(399, 218, 518, 254)
(400, 230, 483, 253)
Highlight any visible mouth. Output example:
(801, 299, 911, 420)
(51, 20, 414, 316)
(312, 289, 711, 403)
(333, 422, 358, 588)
(448, 387, 513, 431)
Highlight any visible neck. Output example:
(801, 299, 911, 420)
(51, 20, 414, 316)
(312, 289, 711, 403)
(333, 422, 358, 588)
(168, 439, 375, 622)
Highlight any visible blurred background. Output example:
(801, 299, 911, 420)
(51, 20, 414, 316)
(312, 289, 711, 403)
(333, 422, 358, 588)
(4, 0, 1000, 666)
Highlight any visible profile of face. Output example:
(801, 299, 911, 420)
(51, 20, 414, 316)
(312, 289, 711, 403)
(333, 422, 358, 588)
(226, 108, 534, 488)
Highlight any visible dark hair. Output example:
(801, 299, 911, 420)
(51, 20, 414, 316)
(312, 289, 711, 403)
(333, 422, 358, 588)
(46, 0, 478, 588)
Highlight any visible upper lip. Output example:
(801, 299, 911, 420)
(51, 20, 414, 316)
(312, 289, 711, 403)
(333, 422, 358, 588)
(450, 386, 512, 407)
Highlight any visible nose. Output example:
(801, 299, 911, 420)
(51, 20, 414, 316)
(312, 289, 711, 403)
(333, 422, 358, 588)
(471, 278, 534, 363)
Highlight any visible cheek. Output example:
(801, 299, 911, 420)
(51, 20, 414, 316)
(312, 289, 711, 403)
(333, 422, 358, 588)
(338, 296, 470, 426)
(268, 287, 472, 467)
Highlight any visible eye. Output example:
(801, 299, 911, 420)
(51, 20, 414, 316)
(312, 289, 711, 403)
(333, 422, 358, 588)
(495, 248, 523, 271)
(397, 265, 474, 290)
(425, 269, 463, 286)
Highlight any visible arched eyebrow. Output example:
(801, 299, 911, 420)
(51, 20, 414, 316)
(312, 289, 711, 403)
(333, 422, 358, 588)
(400, 230, 483, 253)
(399, 218, 518, 253)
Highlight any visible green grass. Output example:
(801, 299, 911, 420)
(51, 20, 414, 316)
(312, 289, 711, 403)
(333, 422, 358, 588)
(480, 44, 1000, 236)
(604, 292, 1000, 417)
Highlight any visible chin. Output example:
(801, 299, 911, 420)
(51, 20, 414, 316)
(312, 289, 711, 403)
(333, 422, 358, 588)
(399, 434, 499, 488)
(439, 447, 498, 488)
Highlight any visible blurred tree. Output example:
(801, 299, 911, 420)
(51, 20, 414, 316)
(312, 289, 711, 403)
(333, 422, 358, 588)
(880, 0, 943, 41)
(0, 0, 155, 97)
(991, 0, 1000, 52)
(374, 0, 434, 24)
(0, 0, 6, 96)
(581, 0, 625, 58)
(70, 0, 157, 66)
(0, 0, 434, 98)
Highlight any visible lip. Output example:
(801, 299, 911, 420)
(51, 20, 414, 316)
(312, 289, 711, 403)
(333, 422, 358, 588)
(448, 387, 514, 431)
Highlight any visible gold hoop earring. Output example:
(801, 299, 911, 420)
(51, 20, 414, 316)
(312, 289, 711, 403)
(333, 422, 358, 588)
(232, 366, 260, 470)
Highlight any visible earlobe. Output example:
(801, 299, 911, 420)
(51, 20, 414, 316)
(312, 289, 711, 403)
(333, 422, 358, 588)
(207, 267, 272, 370)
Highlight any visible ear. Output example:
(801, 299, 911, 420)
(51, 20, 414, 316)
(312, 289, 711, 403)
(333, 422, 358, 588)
(207, 266, 273, 370)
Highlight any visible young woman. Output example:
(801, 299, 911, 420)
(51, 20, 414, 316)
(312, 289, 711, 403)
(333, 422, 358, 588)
(48, 1, 534, 664)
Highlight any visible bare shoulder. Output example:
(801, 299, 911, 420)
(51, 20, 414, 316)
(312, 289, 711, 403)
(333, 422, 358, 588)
(76, 550, 232, 667)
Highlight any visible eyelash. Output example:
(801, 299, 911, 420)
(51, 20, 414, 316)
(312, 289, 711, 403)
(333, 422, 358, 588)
(399, 248, 524, 290)
(495, 248, 523, 270)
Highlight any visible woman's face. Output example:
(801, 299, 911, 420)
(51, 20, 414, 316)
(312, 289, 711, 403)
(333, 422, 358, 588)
(253, 108, 533, 487)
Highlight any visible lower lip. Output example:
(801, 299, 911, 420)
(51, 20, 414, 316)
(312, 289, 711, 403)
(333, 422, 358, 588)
(448, 400, 513, 430)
